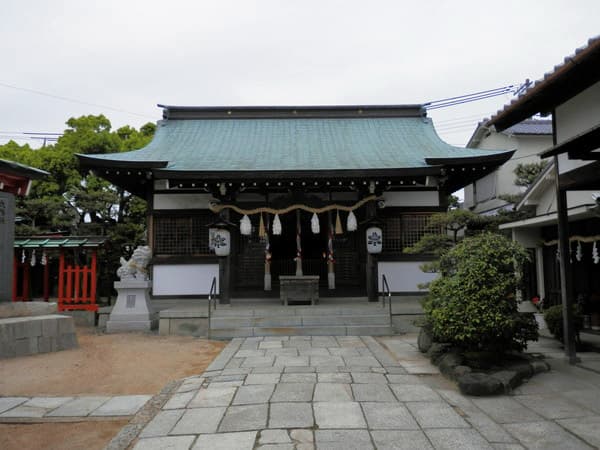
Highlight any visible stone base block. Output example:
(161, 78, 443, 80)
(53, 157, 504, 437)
(106, 280, 156, 333)
(106, 318, 158, 333)
(0, 315, 78, 358)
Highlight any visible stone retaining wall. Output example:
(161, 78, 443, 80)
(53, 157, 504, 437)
(0, 314, 78, 358)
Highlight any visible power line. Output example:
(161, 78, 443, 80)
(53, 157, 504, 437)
(0, 81, 155, 119)
(424, 83, 524, 110)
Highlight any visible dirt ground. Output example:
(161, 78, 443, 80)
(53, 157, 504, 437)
(0, 326, 227, 450)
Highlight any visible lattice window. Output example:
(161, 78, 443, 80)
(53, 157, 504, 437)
(401, 214, 432, 248)
(382, 216, 403, 252)
(382, 212, 438, 253)
(154, 212, 212, 255)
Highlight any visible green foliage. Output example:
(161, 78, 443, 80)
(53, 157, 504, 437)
(424, 233, 538, 353)
(403, 234, 454, 257)
(544, 305, 583, 343)
(514, 161, 548, 187)
(0, 115, 156, 297)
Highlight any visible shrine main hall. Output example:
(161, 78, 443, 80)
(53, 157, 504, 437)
(78, 104, 511, 303)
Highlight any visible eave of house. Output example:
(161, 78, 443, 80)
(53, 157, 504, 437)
(487, 36, 600, 131)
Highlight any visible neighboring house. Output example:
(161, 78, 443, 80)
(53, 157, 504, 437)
(464, 119, 552, 214)
(78, 104, 512, 303)
(487, 36, 600, 360)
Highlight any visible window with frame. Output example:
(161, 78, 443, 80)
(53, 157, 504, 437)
(154, 212, 212, 255)
(382, 212, 438, 253)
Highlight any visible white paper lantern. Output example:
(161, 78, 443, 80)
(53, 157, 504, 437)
(240, 214, 252, 235)
(366, 226, 383, 254)
(346, 211, 357, 232)
(273, 214, 282, 235)
(311, 213, 320, 234)
(211, 229, 231, 256)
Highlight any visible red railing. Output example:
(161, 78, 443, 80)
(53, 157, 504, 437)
(58, 250, 98, 312)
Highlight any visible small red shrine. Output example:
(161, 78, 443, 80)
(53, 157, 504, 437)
(13, 236, 107, 312)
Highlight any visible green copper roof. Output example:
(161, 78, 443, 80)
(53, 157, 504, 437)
(80, 107, 511, 173)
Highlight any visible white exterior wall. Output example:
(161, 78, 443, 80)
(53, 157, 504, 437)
(154, 193, 216, 210)
(555, 81, 600, 175)
(382, 191, 439, 207)
(153, 264, 219, 296)
(512, 228, 545, 300)
(378, 261, 437, 292)
(464, 131, 551, 213)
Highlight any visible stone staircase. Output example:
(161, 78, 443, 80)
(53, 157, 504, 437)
(208, 301, 393, 338)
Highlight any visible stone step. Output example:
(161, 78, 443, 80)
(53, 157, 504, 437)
(208, 325, 394, 339)
(211, 305, 389, 317)
(209, 314, 390, 329)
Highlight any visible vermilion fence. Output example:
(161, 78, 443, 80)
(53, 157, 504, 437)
(58, 251, 98, 312)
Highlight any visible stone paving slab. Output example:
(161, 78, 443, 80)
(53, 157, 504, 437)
(113, 334, 600, 450)
(91, 395, 151, 416)
(0, 395, 151, 420)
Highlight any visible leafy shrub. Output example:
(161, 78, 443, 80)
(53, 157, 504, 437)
(424, 233, 538, 353)
(544, 305, 583, 343)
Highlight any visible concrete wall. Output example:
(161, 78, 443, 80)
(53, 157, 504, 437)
(378, 261, 437, 293)
(152, 264, 219, 296)
(0, 192, 15, 302)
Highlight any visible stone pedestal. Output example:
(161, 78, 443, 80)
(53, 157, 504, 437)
(106, 280, 157, 332)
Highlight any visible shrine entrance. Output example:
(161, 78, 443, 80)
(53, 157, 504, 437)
(232, 198, 364, 298)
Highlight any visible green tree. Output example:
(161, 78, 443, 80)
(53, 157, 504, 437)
(0, 115, 156, 297)
(424, 233, 538, 353)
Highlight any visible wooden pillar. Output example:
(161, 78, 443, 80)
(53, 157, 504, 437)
(58, 249, 65, 303)
(264, 214, 272, 291)
(327, 210, 335, 289)
(366, 200, 378, 302)
(43, 256, 49, 301)
(23, 263, 30, 301)
(219, 210, 231, 304)
(295, 209, 303, 276)
(90, 250, 98, 302)
(554, 156, 578, 364)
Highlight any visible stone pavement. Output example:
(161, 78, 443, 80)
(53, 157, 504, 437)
(128, 334, 600, 450)
(0, 394, 151, 421)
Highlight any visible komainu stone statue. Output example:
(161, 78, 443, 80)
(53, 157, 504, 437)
(116, 245, 151, 281)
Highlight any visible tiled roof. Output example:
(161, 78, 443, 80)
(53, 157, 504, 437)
(488, 36, 600, 130)
(80, 106, 511, 173)
(0, 159, 48, 179)
(13, 236, 107, 248)
(502, 119, 552, 136)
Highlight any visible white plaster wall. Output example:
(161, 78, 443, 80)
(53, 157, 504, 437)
(465, 131, 551, 212)
(512, 228, 545, 301)
(555, 81, 600, 142)
(378, 261, 437, 292)
(382, 191, 439, 207)
(154, 194, 216, 210)
(153, 264, 219, 295)
(555, 81, 600, 175)
(533, 188, 596, 216)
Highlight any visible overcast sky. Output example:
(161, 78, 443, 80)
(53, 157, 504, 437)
(1, 0, 599, 148)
